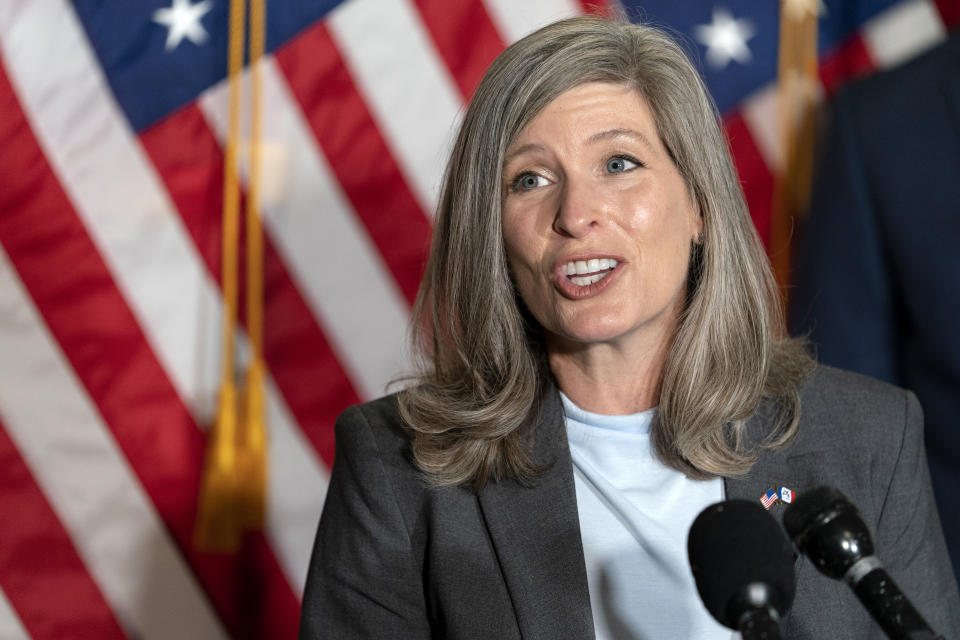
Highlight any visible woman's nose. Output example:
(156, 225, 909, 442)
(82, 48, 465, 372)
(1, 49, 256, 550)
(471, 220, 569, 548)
(553, 178, 601, 237)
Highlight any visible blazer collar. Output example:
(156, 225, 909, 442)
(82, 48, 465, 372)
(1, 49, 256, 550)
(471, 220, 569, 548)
(477, 386, 596, 640)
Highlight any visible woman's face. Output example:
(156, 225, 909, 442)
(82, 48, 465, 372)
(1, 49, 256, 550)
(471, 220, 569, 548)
(501, 82, 702, 353)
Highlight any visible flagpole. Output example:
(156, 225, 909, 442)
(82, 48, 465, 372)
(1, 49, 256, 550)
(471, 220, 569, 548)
(772, 0, 819, 309)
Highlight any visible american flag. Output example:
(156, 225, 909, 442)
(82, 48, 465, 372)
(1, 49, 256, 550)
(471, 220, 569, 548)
(0, 0, 955, 638)
(761, 487, 780, 510)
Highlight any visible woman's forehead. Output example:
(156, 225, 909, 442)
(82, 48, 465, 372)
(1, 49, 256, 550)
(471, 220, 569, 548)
(505, 82, 665, 158)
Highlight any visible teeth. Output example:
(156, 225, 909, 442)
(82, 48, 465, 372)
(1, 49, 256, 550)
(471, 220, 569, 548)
(571, 273, 606, 286)
(561, 258, 619, 276)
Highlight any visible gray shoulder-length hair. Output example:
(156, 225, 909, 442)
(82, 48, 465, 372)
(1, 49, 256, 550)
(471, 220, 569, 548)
(398, 16, 813, 488)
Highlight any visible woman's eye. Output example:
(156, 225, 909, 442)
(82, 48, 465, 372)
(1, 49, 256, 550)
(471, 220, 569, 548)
(605, 156, 639, 173)
(511, 173, 549, 191)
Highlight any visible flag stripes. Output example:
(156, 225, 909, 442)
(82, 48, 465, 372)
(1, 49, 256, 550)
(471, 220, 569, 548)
(328, 0, 464, 214)
(413, 0, 506, 99)
(0, 242, 228, 639)
(0, 0, 224, 418)
(139, 102, 351, 469)
(863, 0, 948, 67)
(483, 0, 585, 43)
(0, 0, 326, 614)
(0, 415, 127, 639)
(274, 22, 433, 306)
(819, 35, 876, 97)
(0, 0, 955, 637)
(0, 53, 298, 637)
(741, 86, 782, 174)
(199, 56, 414, 402)
(139, 99, 335, 591)
(723, 111, 776, 247)
(0, 587, 28, 640)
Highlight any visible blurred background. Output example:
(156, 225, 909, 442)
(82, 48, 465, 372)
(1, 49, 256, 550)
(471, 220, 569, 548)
(0, 0, 957, 638)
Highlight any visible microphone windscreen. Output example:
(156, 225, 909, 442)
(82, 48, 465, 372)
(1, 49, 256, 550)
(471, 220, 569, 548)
(782, 485, 847, 543)
(688, 499, 796, 628)
(783, 485, 876, 580)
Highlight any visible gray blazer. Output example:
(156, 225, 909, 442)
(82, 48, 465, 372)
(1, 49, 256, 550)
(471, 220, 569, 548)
(299, 366, 960, 639)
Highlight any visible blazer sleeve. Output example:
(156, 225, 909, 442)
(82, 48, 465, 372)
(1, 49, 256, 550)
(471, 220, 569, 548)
(873, 390, 960, 636)
(791, 90, 901, 385)
(298, 405, 431, 639)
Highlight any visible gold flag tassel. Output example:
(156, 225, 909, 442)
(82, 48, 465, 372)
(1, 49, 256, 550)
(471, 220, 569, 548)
(195, 0, 264, 551)
(237, 0, 268, 529)
(771, 0, 819, 305)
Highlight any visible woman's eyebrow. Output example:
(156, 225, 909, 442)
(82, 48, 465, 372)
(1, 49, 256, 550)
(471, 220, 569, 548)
(504, 142, 547, 165)
(586, 127, 657, 153)
(504, 128, 656, 165)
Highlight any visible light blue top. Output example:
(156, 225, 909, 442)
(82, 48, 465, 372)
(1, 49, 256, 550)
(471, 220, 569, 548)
(561, 392, 737, 640)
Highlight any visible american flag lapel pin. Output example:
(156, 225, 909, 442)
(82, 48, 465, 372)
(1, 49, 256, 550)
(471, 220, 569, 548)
(760, 486, 779, 510)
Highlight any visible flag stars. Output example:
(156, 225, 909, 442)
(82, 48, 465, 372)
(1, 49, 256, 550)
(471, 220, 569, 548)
(153, 0, 214, 52)
(694, 7, 757, 70)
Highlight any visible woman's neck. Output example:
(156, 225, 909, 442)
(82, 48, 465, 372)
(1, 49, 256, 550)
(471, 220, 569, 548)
(546, 326, 673, 415)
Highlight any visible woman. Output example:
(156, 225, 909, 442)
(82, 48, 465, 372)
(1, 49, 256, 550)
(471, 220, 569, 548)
(299, 17, 960, 639)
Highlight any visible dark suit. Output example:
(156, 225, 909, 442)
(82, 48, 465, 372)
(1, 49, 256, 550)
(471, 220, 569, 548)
(792, 31, 960, 581)
(299, 367, 960, 638)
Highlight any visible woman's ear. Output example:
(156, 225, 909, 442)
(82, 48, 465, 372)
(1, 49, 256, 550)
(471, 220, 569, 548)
(692, 208, 704, 245)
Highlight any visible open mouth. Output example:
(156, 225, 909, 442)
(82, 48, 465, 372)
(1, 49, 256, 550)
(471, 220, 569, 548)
(561, 258, 619, 286)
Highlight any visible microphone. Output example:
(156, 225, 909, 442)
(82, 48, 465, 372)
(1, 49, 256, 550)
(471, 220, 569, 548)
(783, 485, 942, 640)
(688, 500, 796, 639)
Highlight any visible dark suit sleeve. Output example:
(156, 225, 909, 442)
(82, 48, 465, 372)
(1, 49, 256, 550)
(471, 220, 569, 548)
(873, 390, 960, 635)
(791, 90, 901, 384)
(299, 405, 430, 639)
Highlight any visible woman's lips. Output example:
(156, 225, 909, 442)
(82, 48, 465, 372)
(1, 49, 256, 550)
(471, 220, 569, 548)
(552, 256, 624, 299)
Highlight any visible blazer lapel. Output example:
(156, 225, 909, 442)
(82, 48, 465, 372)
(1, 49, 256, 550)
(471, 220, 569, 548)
(723, 399, 827, 528)
(477, 387, 596, 640)
(724, 449, 827, 528)
(723, 399, 830, 629)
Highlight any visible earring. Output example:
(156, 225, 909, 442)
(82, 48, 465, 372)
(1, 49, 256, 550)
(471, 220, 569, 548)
(695, 231, 704, 245)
